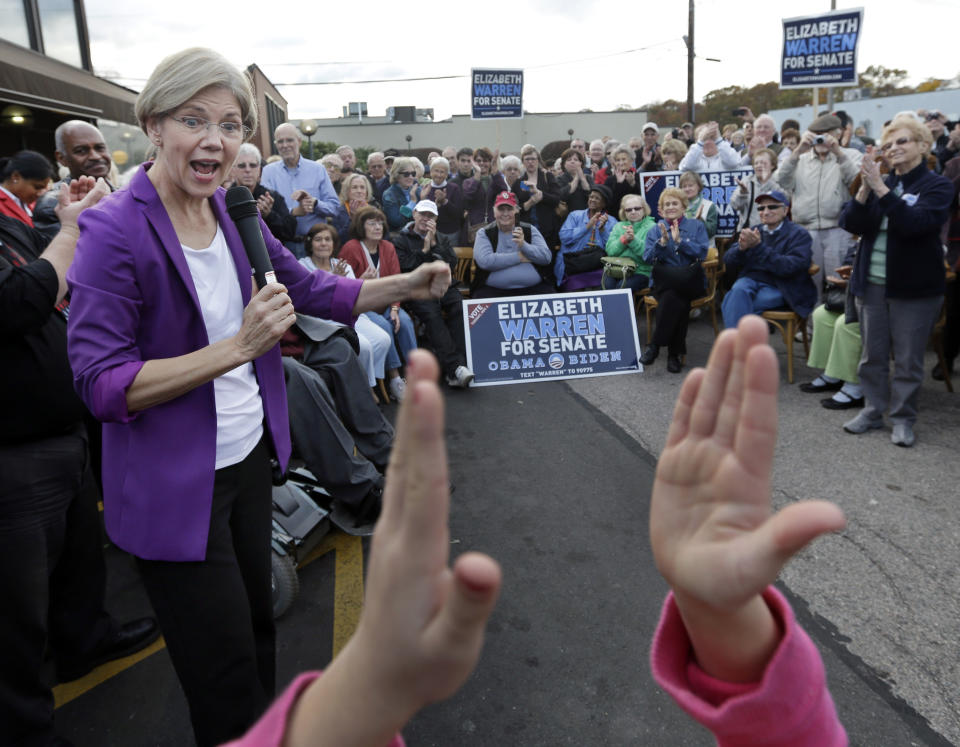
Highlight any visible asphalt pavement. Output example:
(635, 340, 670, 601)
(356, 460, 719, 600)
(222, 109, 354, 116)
(54, 331, 957, 745)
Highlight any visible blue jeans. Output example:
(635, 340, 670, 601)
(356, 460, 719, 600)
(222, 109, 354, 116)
(721, 277, 786, 329)
(364, 310, 417, 371)
(601, 272, 649, 291)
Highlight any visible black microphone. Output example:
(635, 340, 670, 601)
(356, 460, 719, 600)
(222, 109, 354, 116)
(225, 185, 276, 289)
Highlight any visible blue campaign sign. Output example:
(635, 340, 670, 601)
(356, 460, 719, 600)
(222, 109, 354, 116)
(471, 69, 524, 120)
(462, 290, 642, 386)
(780, 8, 864, 88)
(639, 169, 754, 238)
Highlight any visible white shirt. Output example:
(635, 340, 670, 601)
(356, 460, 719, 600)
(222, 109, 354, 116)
(181, 225, 264, 469)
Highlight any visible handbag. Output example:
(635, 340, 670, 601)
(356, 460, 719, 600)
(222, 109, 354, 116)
(600, 256, 637, 288)
(651, 261, 704, 300)
(564, 245, 605, 274)
(823, 282, 846, 313)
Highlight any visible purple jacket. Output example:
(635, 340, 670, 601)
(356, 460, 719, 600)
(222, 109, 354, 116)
(67, 165, 362, 561)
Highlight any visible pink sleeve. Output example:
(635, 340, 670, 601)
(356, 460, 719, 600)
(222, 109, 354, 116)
(650, 588, 847, 747)
(224, 672, 405, 747)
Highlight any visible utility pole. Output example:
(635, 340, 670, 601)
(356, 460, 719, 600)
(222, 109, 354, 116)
(687, 0, 695, 123)
(825, 0, 837, 111)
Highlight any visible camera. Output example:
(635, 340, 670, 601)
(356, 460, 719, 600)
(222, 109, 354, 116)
(814, 135, 825, 145)
(732, 108, 747, 116)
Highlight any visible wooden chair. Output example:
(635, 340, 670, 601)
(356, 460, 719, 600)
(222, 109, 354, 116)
(643, 246, 723, 345)
(760, 263, 819, 384)
(453, 246, 475, 297)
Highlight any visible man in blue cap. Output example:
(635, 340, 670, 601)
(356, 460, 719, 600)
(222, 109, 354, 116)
(721, 190, 817, 329)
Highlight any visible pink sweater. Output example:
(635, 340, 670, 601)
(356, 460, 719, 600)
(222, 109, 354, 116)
(651, 587, 847, 746)
(229, 587, 844, 746)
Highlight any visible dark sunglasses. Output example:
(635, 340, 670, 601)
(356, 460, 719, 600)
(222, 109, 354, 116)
(398, 170, 416, 177)
(235, 162, 259, 169)
(755, 204, 784, 212)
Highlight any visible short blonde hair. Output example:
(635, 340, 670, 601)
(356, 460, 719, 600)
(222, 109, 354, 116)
(389, 156, 417, 183)
(658, 187, 689, 212)
(619, 194, 650, 221)
(135, 47, 256, 136)
(883, 115, 934, 152)
(339, 172, 372, 203)
(661, 139, 688, 161)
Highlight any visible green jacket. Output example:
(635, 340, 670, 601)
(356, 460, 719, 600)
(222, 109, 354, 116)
(605, 216, 655, 275)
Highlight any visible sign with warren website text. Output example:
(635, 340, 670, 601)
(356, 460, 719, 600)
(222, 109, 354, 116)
(780, 8, 864, 88)
(640, 169, 754, 238)
(462, 290, 642, 386)
(471, 69, 524, 120)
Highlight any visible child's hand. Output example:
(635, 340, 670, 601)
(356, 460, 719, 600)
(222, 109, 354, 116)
(650, 316, 845, 681)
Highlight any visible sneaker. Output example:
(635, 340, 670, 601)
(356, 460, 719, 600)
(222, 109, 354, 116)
(388, 377, 406, 401)
(447, 365, 474, 388)
(843, 412, 884, 434)
(891, 423, 916, 447)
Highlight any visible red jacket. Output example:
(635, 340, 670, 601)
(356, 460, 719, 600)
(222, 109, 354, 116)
(339, 238, 402, 279)
(0, 189, 34, 227)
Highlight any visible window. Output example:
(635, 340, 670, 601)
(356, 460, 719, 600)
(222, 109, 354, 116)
(0, 0, 31, 47)
(37, 0, 83, 68)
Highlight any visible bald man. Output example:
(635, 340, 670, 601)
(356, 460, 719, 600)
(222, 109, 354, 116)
(34, 120, 113, 237)
(261, 122, 341, 256)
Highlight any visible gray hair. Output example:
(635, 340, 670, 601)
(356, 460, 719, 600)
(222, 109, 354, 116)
(54, 120, 102, 155)
(366, 151, 385, 163)
(320, 153, 343, 169)
(612, 144, 634, 161)
(335, 144, 355, 157)
(754, 114, 777, 130)
(429, 156, 450, 173)
(339, 172, 373, 203)
(236, 142, 262, 163)
(501, 155, 522, 170)
(134, 47, 256, 136)
(389, 156, 418, 183)
(589, 139, 604, 150)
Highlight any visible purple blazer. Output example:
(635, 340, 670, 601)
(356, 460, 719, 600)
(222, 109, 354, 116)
(67, 165, 362, 561)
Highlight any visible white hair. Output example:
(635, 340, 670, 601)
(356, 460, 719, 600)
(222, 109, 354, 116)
(237, 142, 262, 163)
(501, 155, 522, 170)
(430, 156, 450, 173)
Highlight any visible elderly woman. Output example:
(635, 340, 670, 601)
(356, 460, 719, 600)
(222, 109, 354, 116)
(339, 206, 417, 400)
(381, 156, 421, 232)
(603, 144, 642, 217)
(330, 171, 377, 245)
(487, 155, 528, 221)
(602, 194, 654, 291)
(678, 122, 741, 172)
(660, 139, 688, 172)
(0, 150, 54, 226)
(65, 48, 450, 745)
(518, 144, 562, 249)
(838, 115, 953, 447)
(319, 152, 343, 194)
(679, 171, 718, 244)
(730, 147, 780, 233)
(556, 147, 594, 212)
(299, 223, 393, 392)
(419, 156, 463, 247)
(230, 142, 297, 244)
(556, 183, 618, 289)
(641, 187, 709, 373)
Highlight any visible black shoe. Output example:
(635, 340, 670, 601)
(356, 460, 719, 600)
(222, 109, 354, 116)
(799, 378, 843, 393)
(820, 394, 865, 410)
(666, 354, 682, 373)
(932, 362, 953, 381)
(640, 344, 660, 365)
(57, 617, 160, 682)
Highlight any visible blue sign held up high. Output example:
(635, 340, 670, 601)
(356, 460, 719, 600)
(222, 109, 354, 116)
(471, 68, 524, 120)
(780, 8, 864, 89)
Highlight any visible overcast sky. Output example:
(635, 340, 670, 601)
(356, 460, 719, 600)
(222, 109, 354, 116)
(85, 0, 957, 121)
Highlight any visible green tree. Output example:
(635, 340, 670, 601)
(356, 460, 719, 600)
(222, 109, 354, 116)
(858, 65, 911, 97)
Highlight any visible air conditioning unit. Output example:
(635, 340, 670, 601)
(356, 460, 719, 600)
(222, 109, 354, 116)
(842, 88, 871, 102)
(388, 106, 416, 123)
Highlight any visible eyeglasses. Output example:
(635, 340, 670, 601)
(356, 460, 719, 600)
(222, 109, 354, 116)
(398, 170, 416, 177)
(170, 115, 250, 139)
(880, 136, 914, 152)
(235, 162, 259, 169)
(755, 204, 784, 212)
(624, 206, 644, 213)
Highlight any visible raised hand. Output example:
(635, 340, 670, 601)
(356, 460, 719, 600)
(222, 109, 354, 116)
(650, 316, 845, 681)
(55, 175, 110, 230)
(282, 351, 502, 747)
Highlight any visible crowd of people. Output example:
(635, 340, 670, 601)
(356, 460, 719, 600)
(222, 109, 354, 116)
(1, 42, 958, 745)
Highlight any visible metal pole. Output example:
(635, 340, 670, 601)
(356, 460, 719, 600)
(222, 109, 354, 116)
(687, 0, 695, 123)
(826, 0, 837, 111)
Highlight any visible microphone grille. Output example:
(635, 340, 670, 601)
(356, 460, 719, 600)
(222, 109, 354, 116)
(225, 185, 258, 220)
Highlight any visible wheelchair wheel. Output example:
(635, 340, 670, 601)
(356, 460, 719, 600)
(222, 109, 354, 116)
(271, 551, 299, 619)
